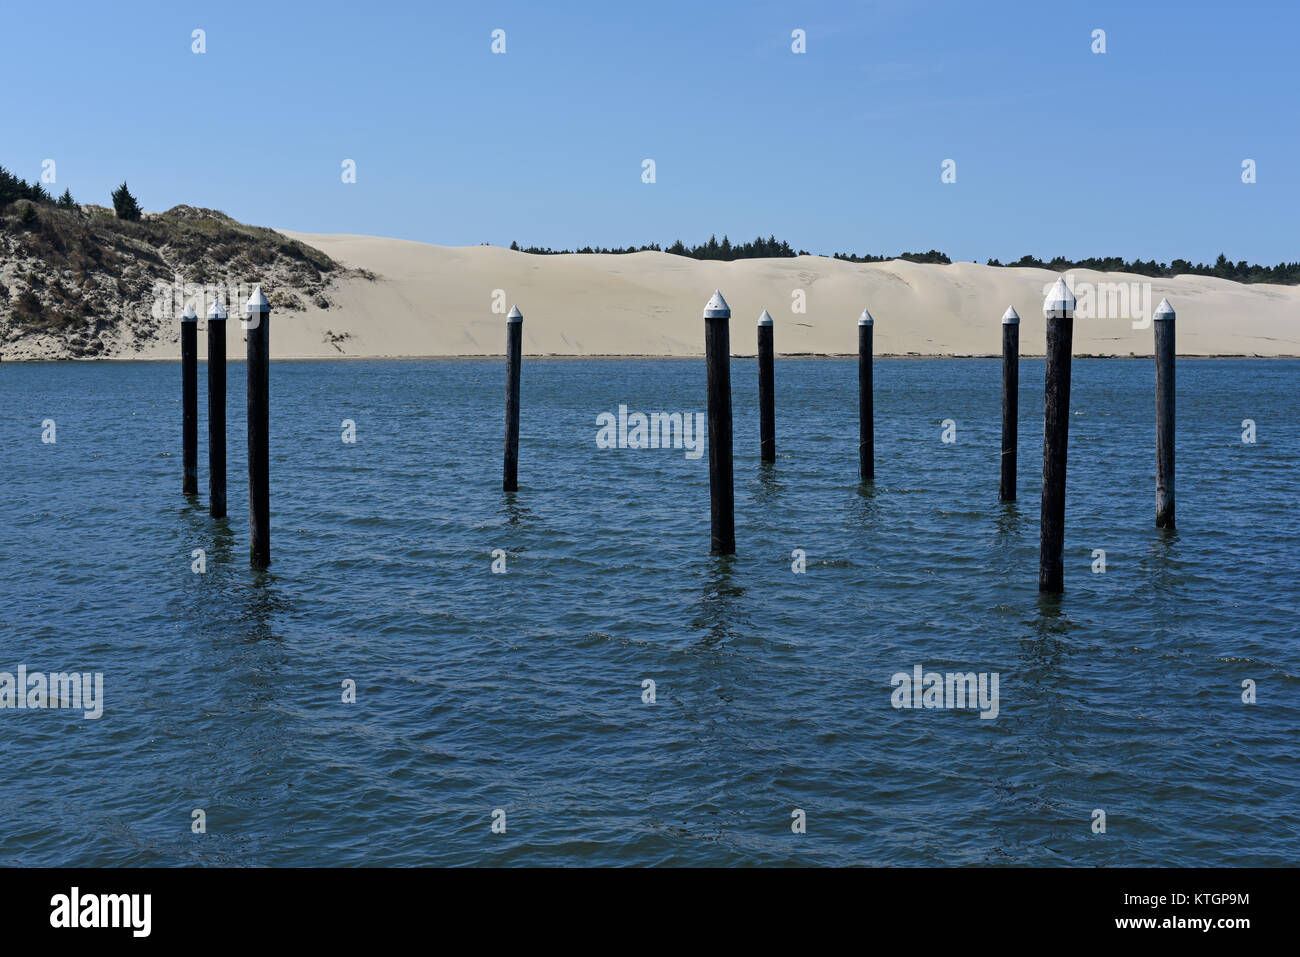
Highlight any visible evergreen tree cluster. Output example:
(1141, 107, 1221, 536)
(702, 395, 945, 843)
(986, 252, 1300, 285)
(0, 165, 55, 208)
(834, 248, 951, 265)
(508, 239, 665, 255)
(506, 232, 1297, 284)
(674, 234, 807, 259)
(508, 234, 809, 260)
(1, 164, 146, 221)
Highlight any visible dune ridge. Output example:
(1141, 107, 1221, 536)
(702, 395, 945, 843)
(134, 230, 1300, 359)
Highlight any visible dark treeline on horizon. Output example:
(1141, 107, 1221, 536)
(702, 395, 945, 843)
(1, 163, 140, 219)
(0, 165, 76, 211)
(980, 252, 1300, 286)
(507, 232, 1300, 285)
(507, 234, 953, 265)
(510, 234, 805, 259)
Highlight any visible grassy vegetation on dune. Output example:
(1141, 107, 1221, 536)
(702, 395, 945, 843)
(0, 193, 346, 358)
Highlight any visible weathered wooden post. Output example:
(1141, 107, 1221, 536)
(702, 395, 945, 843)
(1154, 297, 1176, 529)
(1039, 278, 1075, 593)
(757, 309, 775, 463)
(858, 309, 874, 482)
(181, 302, 198, 495)
(999, 306, 1019, 502)
(503, 304, 523, 492)
(207, 299, 227, 520)
(704, 291, 735, 554)
(245, 287, 271, 568)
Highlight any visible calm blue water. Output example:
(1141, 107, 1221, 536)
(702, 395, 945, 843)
(0, 357, 1296, 866)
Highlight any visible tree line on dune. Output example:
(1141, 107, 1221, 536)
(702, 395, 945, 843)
(508, 233, 1300, 285)
(978, 252, 1300, 286)
(0, 165, 141, 222)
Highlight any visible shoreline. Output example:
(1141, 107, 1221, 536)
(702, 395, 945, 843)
(6, 352, 1296, 363)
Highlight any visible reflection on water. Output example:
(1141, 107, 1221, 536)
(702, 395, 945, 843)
(1025, 596, 1071, 663)
(1147, 525, 1181, 595)
(693, 555, 746, 647)
(209, 517, 236, 568)
(846, 477, 881, 529)
(241, 572, 282, 642)
(994, 499, 1027, 541)
(501, 490, 533, 528)
(754, 461, 783, 504)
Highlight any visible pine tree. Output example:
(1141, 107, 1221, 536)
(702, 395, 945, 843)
(57, 188, 77, 209)
(0, 166, 21, 207)
(111, 181, 142, 221)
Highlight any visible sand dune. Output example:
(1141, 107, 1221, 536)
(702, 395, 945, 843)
(144, 231, 1300, 359)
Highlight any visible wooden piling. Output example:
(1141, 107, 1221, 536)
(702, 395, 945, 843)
(999, 306, 1019, 502)
(757, 310, 775, 463)
(503, 304, 523, 492)
(1154, 297, 1176, 529)
(704, 291, 735, 554)
(245, 287, 271, 568)
(181, 303, 198, 495)
(1039, 278, 1075, 593)
(858, 309, 874, 482)
(207, 299, 227, 520)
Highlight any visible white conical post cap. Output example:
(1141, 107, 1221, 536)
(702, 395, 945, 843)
(858, 309, 874, 326)
(208, 300, 227, 320)
(245, 286, 270, 313)
(757, 309, 773, 326)
(1043, 277, 1076, 318)
(181, 303, 198, 321)
(1002, 306, 1020, 325)
(703, 290, 730, 319)
(1153, 297, 1175, 321)
(506, 304, 523, 322)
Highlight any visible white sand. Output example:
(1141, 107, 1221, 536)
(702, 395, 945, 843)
(145, 231, 1300, 358)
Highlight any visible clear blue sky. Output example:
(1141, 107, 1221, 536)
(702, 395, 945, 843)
(5, 0, 1296, 263)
